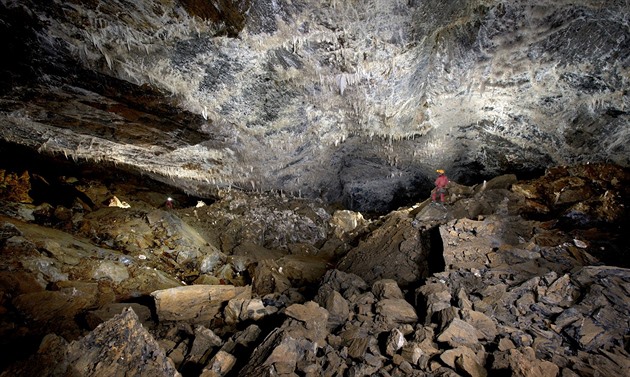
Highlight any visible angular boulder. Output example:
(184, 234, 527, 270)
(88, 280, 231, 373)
(151, 284, 251, 322)
(2, 308, 180, 376)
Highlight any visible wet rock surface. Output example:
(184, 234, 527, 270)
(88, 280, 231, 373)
(0, 162, 628, 376)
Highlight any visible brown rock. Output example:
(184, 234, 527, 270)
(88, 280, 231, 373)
(151, 284, 251, 322)
(239, 328, 318, 377)
(330, 210, 368, 239)
(498, 337, 516, 351)
(316, 269, 368, 300)
(492, 347, 559, 377)
(92, 260, 129, 283)
(436, 306, 460, 331)
(462, 309, 498, 341)
(116, 266, 183, 300)
(285, 301, 330, 345)
(456, 353, 488, 377)
(512, 182, 541, 199)
(372, 279, 404, 300)
(3, 308, 181, 376)
(0, 270, 44, 295)
(220, 324, 261, 354)
(224, 298, 275, 324)
(436, 318, 480, 347)
(540, 274, 578, 307)
(337, 211, 430, 287)
(417, 280, 452, 323)
(0, 170, 32, 203)
(186, 325, 224, 365)
(456, 288, 473, 310)
(320, 289, 350, 329)
(348, 337, 371, 359)
(199, 350, 236, 377)
(277, 255, 328, 286)
(375, 298, 418, 325)
(440, 346, 485, 370)
(251, 259, 292, 295)
(400, 342, 423, 366)
(576, 317, 605, 349)
(551, 177, 592, 205)
(476, 174, 517, 192)
(12, 288, 98, 337)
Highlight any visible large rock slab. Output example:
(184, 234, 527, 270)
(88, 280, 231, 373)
(337, 211, 430, 287)
(152, 284, 251, 322)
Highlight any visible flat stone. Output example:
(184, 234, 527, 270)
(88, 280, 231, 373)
(577, 317, 605, 349)
(376, 298, 418, 325)
(348, 337, 371, 359)
(12, 288, 98, 337)
(462, 309, 498, 341)
(151, 284, 251, 322)
(437, 318, 480, 347)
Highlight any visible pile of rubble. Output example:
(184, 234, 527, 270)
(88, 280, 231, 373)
(0, 163, 629, 376)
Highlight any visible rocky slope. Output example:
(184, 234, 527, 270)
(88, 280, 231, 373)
(1, 0, 629, 211)
(0, 161, 629, 376)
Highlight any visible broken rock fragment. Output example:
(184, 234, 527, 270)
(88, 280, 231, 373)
(151, 284, 251, 322)
(2, 308, 180, 376)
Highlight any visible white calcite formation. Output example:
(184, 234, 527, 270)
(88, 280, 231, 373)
(0, 0, 628, 212)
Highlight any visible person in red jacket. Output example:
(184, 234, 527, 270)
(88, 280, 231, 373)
(431, 169, 449, 203)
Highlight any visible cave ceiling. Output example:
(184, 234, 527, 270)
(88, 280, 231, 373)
(0, 0, 628, 212)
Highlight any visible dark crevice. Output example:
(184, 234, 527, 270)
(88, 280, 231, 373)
(426, 225, 446, 275)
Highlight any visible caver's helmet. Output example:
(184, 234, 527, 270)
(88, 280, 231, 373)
(436, 169, 445, 174)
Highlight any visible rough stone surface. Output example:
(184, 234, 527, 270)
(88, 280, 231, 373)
(376, 298, 419, 325)
(85, 303, 152, 329)
(338, 211, 431, 287)
(0, 162, 629, 377)
(152, 284, 251, 322)
(3, 0, 630, 212)
(437, 318, 480, 348)
(2, 309, 180, 377)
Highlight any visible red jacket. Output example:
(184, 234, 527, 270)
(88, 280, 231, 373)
(435, 175, 449, 189)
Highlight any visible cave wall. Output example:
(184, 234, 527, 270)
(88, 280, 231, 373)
(0, 0, 628, 212)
